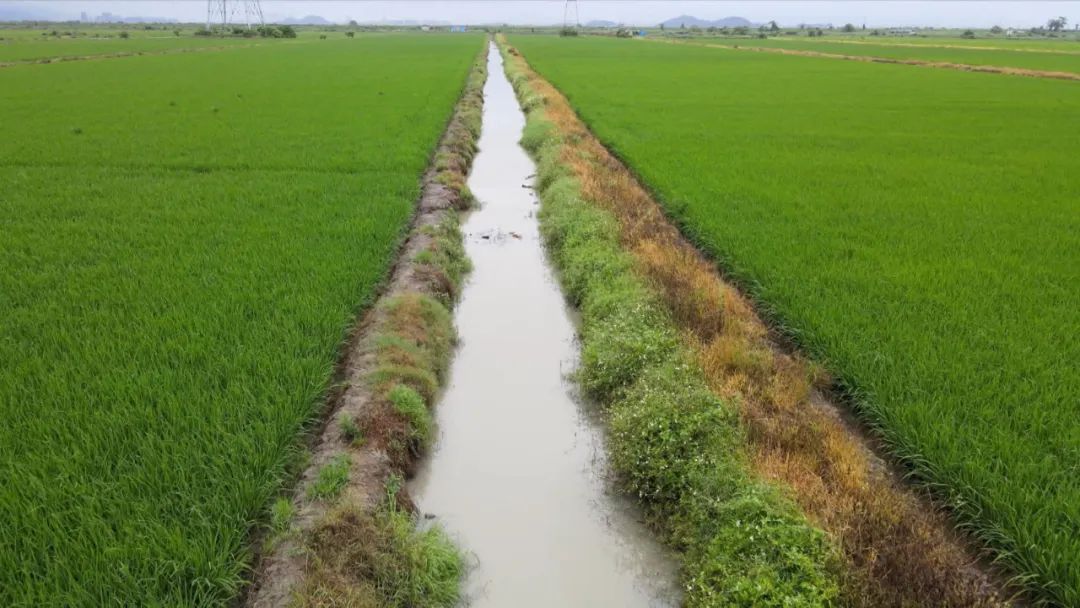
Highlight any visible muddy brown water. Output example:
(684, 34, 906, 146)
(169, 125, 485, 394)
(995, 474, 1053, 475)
(408, 44, 680, 607)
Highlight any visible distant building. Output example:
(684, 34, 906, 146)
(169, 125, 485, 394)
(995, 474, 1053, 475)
(887, 27, 915, 36)
(80, 12, 89, 22)
(420, 25, 431, 31)
(450, 25, 467, 33)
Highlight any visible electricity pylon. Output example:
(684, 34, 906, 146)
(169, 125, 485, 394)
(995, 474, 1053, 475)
(563, 0, 580, 29)
(207, 0, 264, 30)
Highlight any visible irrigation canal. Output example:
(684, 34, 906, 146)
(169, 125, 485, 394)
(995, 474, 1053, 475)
(408, 43, 680, 607)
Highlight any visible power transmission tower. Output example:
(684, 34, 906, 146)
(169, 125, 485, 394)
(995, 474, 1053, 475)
(207, 0, 264, 30)
(563, 0, 580, 29)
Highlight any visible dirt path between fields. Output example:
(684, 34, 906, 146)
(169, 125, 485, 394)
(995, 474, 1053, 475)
(655, 38, 1080, 81)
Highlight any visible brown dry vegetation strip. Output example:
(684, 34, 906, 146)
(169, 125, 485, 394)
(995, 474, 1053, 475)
(244, 44, 486, 608)
(502, 38, 1017, 607)
(656, 38, 1080, 81)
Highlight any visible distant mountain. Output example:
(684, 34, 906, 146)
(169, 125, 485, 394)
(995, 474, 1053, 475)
(660, 15, 753, 29)
(282, 15, 332, 25)
(585, 20, 618, 28)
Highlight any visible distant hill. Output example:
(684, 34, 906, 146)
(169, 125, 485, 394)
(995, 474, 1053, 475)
(585, 20, 618, 28)
(660, 15, 753, 29)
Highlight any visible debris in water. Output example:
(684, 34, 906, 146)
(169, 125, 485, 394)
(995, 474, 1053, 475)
(510, 232, 522, 239)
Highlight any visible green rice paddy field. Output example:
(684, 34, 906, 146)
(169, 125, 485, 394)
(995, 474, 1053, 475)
(690, 36, 1080, 73)
(511, 34, 1079, 605)
(0, 33, 481, 605)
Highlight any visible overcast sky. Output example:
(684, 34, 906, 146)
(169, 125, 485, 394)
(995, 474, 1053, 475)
(3, 1, 1077, 28)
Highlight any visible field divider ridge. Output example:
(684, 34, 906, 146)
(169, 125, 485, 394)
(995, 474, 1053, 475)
(243, 40, 488, 608)
(499, 34, 1019, 607)
(648, 37, 1080, 81)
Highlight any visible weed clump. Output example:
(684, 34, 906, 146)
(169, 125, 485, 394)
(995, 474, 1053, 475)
(388, 385, 432, 450)
(307, 455, 350, 502)
(269, 497, 295, 536)
(338, 414, 363, 446)
(298, 483, 462, 608)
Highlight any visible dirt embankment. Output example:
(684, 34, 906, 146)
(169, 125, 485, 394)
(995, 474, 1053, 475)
(500, 36, 1018, 607)
(243, 44, 487, 608)
(658, 38, 1080, 81)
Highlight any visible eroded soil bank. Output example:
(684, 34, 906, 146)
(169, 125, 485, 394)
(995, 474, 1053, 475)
(409, 43, 679, 607)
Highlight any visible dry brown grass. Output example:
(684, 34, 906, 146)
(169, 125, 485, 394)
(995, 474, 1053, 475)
(502, 37, 1012, 607)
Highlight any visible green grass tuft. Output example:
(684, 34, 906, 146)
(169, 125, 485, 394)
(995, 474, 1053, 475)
(388, 385, 433, 449)
(307, 455, 351, 502)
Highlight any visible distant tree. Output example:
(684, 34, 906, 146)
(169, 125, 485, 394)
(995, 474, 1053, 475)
(173, 29, 181, 36)
(348, 19, 358, 26)
(961, 29, 976, 39)
(615, 27, 632, 38)
(659, 23, 665, 31)
(1047, 16, 1067, 32)
(768, 20, 780, 32)
(279, 25, 297, 38)
(319, 34, 327, 39)
(680, 22, 686, 29)
(990, 25, 1003, 34)
(842, 23, 856, 32)
(118, 31, 129, 39)
(870, 29, 883, 36)
(346, 31, 355, 38)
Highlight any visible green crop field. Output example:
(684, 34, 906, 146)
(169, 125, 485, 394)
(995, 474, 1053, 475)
(0, 34, 269, 62)
(0, 34, 481, 605)
(688, 36, 1080, 73)
(510, 35, 1079, 605)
